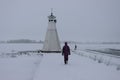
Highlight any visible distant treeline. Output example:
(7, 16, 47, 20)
(0, 39, 120, 44)
(0, 39, 43, 43)
(62, 41, 120, 44)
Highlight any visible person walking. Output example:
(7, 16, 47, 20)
(62, 42, 71, 64)
(74, 44, 77, 50)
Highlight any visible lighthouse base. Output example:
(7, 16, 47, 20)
(41, 50, 61, 53)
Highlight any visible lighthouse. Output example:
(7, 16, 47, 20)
(42, 11, 61, 53)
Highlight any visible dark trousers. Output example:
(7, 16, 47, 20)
(64, 55, 68, 64)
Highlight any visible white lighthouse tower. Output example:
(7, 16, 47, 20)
(42, 11, 61, 53)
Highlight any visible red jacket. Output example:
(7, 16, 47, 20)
(62, 44, 70, 56)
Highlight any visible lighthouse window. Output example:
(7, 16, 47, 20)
(49, 20, 53, 22)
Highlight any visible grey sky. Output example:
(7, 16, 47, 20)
(0, 0, 120, 42)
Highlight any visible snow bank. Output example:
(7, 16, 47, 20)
(0, 53, 43, 80)
(74, 49, 120, 71)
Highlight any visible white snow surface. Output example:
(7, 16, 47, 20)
(34, 53, 120, 80)
(0, 44, 120, 80)
(0, 54, 43, 80)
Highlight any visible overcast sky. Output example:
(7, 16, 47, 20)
(0, 0, 120, 42)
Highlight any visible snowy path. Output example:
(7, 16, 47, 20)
(34, 53, 120, 80)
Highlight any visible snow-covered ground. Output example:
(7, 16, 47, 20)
(0, 44, 120, 80)
(0, 53, 43, 80)
(34, 53, 120, 80)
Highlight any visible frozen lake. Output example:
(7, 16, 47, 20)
(0, 43, 120, 53)
(0, 43, 43, 53)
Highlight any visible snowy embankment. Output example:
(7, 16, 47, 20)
(0, 52, 43, 80)
(74, 49, 120, 70)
